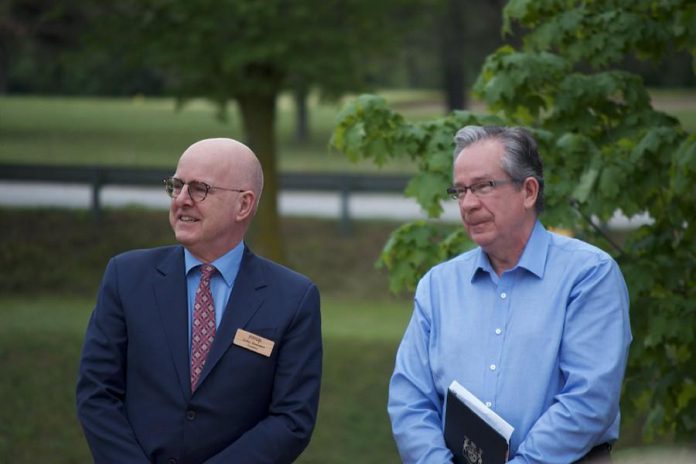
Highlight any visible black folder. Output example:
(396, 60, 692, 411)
(444, 381, 513, 464)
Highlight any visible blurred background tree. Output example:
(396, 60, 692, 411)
(2, 0, 418, 260)
(86, 0, 419, 261)
(3, 0, 693, 98)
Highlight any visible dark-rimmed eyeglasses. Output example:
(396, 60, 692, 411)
(163, 177, 246, 202)
(446, 179, 521, 200)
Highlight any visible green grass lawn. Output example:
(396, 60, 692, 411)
(0, 297, 89, 463)
(1, 208, 695, 462)
(1, 89, 694, 176)
(0, 208, 411, 463)
(3, 297, 694, 463)
(0, 90, 446, 173)
(0, 295, 412, 464)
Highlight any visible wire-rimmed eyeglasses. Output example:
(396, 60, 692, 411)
(446, 179, 521, 200)
(163, 177, 246, 202)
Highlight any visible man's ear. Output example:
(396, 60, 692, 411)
(235, 191, 256, 221)
(523, 177, 539, 210)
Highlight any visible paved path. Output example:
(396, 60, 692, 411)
(0, 180, 650, 229)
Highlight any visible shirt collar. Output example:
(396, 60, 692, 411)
(471, 220, 549, 281)
(515, 220, 549, 279)
(184, 242, 245, 287)
(472, 248, 495, 281)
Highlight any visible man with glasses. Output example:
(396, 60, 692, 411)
(388, 126, 631, 463)
(77, 138, 322, 464)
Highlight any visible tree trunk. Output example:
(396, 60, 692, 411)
(0, 45, 7, 94)
(294, 87, 309, 143)
(440, 0, 467, 111)
(237, 93, 285, 263)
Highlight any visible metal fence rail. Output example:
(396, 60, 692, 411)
(0, 162, 411, 229)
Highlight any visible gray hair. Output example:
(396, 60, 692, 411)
(453, 125, 545, 213)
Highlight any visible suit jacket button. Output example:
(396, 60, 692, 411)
(186, 410, 196, 421)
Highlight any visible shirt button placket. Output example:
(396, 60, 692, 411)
(490, 287, 508, 384)
(485, 283, 510, 412)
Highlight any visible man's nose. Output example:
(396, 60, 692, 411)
(174, 184, 194, 206)
(459, 191, 480, 211)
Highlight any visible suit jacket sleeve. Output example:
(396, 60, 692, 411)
(205, 280, 322, 464)
(76, 257, 151, 463)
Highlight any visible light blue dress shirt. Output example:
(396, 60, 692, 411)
(184, 242, 245, 349)
(388, 221, 632, 463)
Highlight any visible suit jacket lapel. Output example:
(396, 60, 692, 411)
(152, 246, 191, 398)
(198, 247, 267, 387)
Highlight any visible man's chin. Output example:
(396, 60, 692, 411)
(467, 228, 494, 248)
(173, 230, 197, 247)
(467, 221, 491, 235)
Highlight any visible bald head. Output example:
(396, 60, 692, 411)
(179, 138, 264, 202)
(169, 138, 264, 261)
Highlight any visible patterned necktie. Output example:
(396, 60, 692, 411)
(190, 264, 217, 391)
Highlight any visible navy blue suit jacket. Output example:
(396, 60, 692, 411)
(76, 245, 322, 463)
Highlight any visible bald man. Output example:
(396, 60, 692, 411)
(77, 139, 322, 464)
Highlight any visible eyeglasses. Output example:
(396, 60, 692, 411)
(163, 177, 246, 202)
(446, 179, 520, 200)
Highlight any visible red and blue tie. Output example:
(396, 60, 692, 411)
(190, 264, 216, 391)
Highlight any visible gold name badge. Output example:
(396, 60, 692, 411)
(233, 329, 275, 357)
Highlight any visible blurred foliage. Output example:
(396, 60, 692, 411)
(332, 0, 696, 441)
(0, 0, 165, 94)
(79, 0, 424, 262)
(1, 0, 693, 96)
